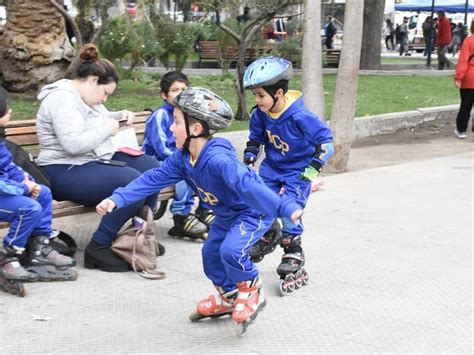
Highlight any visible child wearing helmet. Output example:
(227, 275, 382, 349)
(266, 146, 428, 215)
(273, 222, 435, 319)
(142, 71, 212, 241)
(243, 56, 334, 294)
(96, 87, 303, 336)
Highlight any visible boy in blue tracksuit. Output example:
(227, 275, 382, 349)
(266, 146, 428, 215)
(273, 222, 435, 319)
(243, 57, 334, 291)
(0, 87, 75, 294)
(97, 87, 303, 335)
(142, 71, 210, 241)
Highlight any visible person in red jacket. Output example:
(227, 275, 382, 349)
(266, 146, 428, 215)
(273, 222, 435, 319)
(454, 21, 474, 139)
(436, 11, 452, 70)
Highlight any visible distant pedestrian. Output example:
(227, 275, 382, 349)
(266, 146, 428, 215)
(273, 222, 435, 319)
(436, 11, 452, 69)
(324, 15, 337, 49)
(451, 23, 464, 57)
(453, 21, 474, 139)
(422, 16, 435, 56)
(399, 17, 411, 56)
(384, 18, 395, 51)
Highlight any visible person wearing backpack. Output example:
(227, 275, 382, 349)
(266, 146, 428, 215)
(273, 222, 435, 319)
(0, 87, 77, 296)
(324, 15, 337, 49)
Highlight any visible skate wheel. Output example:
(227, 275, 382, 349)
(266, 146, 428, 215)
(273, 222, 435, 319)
(302, 270, 309, 285)
(285, 274, 296, 293)
(278, 280, 288, 296)
(295, 277, 303, 289)
(189, 311, 205, 322)
(235, 320, 249, 337)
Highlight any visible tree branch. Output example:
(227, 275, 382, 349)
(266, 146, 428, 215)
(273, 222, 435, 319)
(49, 0, 83, 48)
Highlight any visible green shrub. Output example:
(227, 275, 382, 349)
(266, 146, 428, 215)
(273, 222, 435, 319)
(273, 37, 302, 68)
(155, 19, 201, 71)
(99, 16, 163, 71)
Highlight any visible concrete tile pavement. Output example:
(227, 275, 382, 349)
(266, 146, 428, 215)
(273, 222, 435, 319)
(0, 148, 472, 353)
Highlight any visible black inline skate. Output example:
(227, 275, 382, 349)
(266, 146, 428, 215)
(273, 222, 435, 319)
(249, 220, 282, 263)
(276, 235, 309, 296)
(0, 247, 38, 297)
(195, 206, 215, 228)
(168, 213, 208, 242)
(22, 235, 78, 281)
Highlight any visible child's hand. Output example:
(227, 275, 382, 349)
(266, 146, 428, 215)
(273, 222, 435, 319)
(96, 199, 116, 215)
(290, 208, 303, 224)
(31, 184, 41, 199)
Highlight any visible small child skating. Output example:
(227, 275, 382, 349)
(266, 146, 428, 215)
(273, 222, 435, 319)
(0, 87, 77, 297)
(143, 71, 212, 241)
(97, 87, 303, 336)
(242, 57, 334, 295)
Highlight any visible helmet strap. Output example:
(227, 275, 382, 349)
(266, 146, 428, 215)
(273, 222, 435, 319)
(182, 113, 210, 153)
(263, 86, 278, 111)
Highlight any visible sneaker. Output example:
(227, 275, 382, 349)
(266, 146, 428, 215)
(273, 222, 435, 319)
(454, 129, 467, 139)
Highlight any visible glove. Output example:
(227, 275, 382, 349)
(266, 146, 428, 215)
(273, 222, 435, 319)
(243, 140, 260, 166)
(243, 152, 257, 166)
(301, 165, 320, 182)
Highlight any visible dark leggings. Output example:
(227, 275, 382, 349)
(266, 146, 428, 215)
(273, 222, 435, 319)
(42, 152, 160, 246)
(456, 88, 474, 133)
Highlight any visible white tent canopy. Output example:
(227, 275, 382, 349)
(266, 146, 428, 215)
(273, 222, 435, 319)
(394, 0, 474, 13)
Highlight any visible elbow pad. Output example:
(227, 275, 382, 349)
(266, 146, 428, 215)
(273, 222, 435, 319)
(311, 142, 334, 170)
(243, 140, 260, 165)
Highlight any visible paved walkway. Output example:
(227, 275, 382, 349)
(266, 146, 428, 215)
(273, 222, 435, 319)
(0, 133, 472, 353)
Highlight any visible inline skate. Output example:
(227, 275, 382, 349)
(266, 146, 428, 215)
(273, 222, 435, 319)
(232, 277, 266, 337)
(195, 206, 215, 228)
(189, 286, 237, 322)
(22, 235, 78, 281)
(276, 235, 309, 296)
(168, 213, 208, 242)
(0, 247, 38, 297)
(249, 220, 282, 263)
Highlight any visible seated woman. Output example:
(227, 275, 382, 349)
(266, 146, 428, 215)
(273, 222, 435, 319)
(36, 44, 161, 273)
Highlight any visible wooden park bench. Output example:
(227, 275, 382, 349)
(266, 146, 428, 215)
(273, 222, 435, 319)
(323, 49, 341, 68)
(0, 111, 175, 229)
(197, 40, 259, 68)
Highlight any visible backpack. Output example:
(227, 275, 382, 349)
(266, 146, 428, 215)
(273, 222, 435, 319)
(3, 138, 51, 187)
(395, 25, 402, 40)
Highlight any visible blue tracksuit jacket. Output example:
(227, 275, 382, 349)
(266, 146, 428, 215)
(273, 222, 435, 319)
(142, 102, 175, 161)
(248, 90, 333, 235)
(0, 140, 53, 249)
(110, 137, 301, 290)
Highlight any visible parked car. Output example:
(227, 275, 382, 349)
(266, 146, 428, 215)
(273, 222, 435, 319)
(409, 36, 426, 53)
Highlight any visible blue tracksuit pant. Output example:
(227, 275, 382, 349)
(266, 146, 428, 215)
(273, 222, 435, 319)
(41, 152, 160, 246)
(0, 185, 53, 249)
(259, 161, 310, 235)
(201, 214, 274, 291)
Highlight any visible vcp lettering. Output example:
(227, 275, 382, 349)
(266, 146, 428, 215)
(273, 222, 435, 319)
(266, 130, 289, 156)
(197, 187, 219, 206)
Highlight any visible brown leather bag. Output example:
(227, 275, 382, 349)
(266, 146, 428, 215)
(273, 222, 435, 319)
(111, 206, 165, 280)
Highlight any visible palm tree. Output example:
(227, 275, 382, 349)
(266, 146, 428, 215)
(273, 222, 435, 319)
(0, 0, 75, 92)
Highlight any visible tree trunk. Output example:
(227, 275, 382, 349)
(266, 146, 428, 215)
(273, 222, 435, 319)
(327, 0, 364, 173)
(359, 0, 385, 70)
(301, 0, 325, 121)
(0, 0, 74, 93)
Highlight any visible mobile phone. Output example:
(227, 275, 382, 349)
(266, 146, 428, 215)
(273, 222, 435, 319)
(98, 159, 127, 167)
(118, 119, 128, 127)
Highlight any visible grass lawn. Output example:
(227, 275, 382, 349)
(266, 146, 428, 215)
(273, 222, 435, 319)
(10, 73, 459, 132)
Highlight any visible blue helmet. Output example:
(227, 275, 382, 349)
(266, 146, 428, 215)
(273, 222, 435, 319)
(243, 56, 293, 90)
